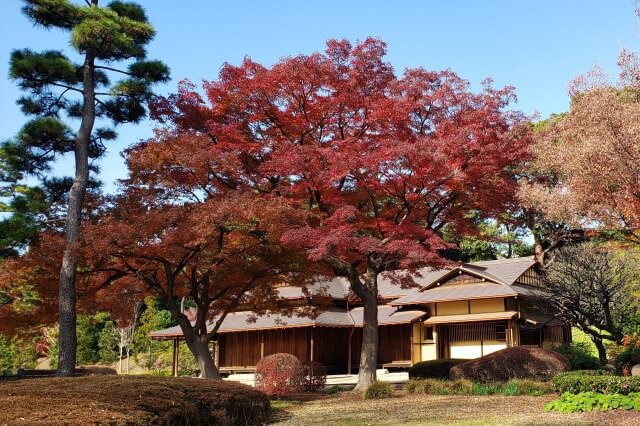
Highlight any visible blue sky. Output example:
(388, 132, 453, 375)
(1, 0, 637, 192)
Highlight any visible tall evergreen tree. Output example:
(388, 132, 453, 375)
(8, 0, 169, 375)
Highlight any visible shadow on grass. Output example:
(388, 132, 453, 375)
(268, 392, 343, 424)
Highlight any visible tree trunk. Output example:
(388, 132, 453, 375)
(57, 50, 96, 377)
(174, 314, 221, 380)
(353, 269, 378, 391)
(126, 347, 130, 374)
(188, 336, 221, 379)
(118, 345, 123, 374)
(533, 241, 545, 266)
(593, 336, 608, 365)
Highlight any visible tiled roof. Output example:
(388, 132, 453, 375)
(466, 257, 536, 285)
(149, 305, 426, 339)
(275, 277, 350, 300)
(377, 269, 444, 299)
(349, 305, 428, 326)
(391, 257, 539, 306)
(392, 282, 518, 305)
(423, 311, 518, 324)
(275, 258, 536, 302)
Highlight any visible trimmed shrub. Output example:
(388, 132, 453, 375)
(0, 376, 270, 425)
(553, 343, 602, 371)
(449, 347, 571, 382)
(302, 361, 327, 392)
(557, 369, 612, 377)
(408, 359, 466, 379)
(449, 378, 475, 394)
(255, 353, 304, 397)
(364, 381, 394, 399)
(404, 378, 552, 396)
(545, 392, 640, 413)
(404, 379, 454, 395)
(552, 372, 640, 395)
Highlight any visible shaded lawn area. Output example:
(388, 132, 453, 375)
(270, 392, 640, 425)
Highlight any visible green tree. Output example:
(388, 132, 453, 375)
(0, 335, 19, 374)
(0, 334, 37, 374)
(8, 0, 169, 375)
(97, 320, 119, 364)
(132, 296, 174, 371)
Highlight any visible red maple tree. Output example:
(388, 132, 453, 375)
(150, 38, 530, 388)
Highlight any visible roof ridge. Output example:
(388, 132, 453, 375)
(469, 256, 535, 265)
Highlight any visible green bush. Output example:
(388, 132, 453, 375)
(553, 372, 640, 395)
(553, 343, 602, 370)
(326, 385, 342, 395)
(472, 382, 502, 395)
(364, 381, 394, 399)
(545, 392, 640, 413)
(403, 379, 552, 396)
(408, 359, 466, 379)
(0, 335, 37, 374)
(505, 379, 554, 396)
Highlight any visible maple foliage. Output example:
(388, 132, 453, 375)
(0, 189, 315, 378)
(2, 38, 529, 383)
(520, 51, 640, 244)
(149, 38, 530, 388)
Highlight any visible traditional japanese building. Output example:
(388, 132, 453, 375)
(150, 257, 570, 375)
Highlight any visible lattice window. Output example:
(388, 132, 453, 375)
(449, 321, 508, 342)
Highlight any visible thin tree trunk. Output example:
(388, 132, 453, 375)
(593, 336, 608, 365)
(118, 345, 123, 374)
(353, 270, 378, 391)
(57, 48, 96, 377)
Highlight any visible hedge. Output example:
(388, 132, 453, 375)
(553, 373, 640, 395)
(0, 376, 270, 425)
(404, 378, 553, 396)
(408, 359, 466, 379)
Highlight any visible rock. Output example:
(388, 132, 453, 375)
(631, 364, 640, 376)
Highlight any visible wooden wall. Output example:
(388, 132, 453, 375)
(217, 324, 413, 369)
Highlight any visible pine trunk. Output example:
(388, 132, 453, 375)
(353, 270, 378, 391)
(57, 51, 95, 377)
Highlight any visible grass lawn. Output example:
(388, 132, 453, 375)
(270, 392, 640, 425)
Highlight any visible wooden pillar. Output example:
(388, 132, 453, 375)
(347, 327, 354, 375)
(214, 340, 220, 368)
(310, 327, 315, 362)
(172, 338, 179, 377)
(260, 332, 265, 359)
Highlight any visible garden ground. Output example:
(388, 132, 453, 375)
(270, 392, 640, 425)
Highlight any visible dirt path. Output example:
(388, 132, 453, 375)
(271, 393, 640, 425)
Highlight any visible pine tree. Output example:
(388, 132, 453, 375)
(8, 0, 169, 375)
